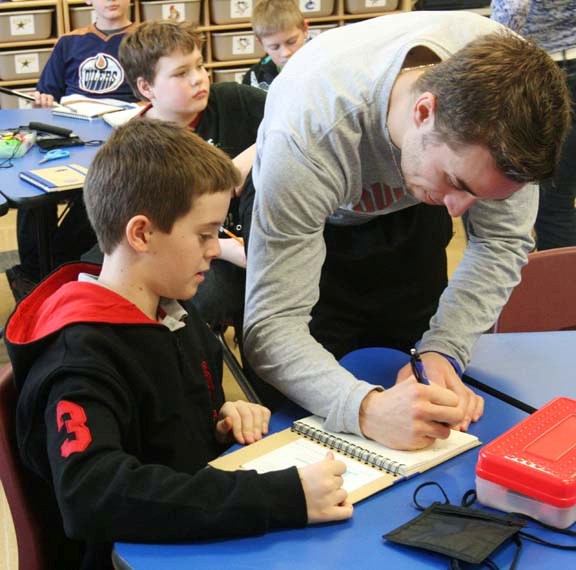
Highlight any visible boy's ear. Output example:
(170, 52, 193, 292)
(125, 215, 154, 253)
(136, 77, 154, 101)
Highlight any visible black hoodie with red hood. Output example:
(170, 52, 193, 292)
(5, 263, 306, 569)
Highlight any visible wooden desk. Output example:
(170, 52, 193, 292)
(0, 109, 111, 276)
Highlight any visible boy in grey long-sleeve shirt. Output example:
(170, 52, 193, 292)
(244, 11, 571, 450)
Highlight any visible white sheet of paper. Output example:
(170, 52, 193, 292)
(243, 438, 383, 493)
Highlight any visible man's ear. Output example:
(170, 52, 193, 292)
(136, 77, 154, 101)
(125, 214, 154, 253)
(412, 91, 437, 130)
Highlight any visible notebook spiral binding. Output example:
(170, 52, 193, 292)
(292, 421, 404, 476)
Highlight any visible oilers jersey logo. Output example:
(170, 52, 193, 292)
(78, 53, 124, 94)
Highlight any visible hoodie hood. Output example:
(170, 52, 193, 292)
(5, 263, 161, 388)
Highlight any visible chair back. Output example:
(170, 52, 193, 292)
(494, 247, 576, 333)
(0, 363, 46, 570)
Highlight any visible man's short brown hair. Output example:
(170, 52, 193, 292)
(252, 0, 305, 38)
(84, 120, 241, 254)
(119, 21, 204, 101)
(415, 31, 572, 183)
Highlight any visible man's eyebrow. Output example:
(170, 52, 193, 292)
(455, 177, 477, 197)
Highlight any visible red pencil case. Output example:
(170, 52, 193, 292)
(476, 397, 576, 529)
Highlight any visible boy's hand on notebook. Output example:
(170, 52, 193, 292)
(359, 381, 465, 451)
(31, 91, 55, 108)
(396, 352, 484, 432)
(299, 452, 354, 523)
(215, 401, 271, 445)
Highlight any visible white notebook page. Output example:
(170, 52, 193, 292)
(243, 438, 383, 493)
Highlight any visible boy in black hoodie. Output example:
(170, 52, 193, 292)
(5, 120, 352, 569)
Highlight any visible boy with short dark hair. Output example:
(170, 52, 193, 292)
(243, 0, 308, 91)
(5, 120, 352, 570)
(119, 20, 265, 337)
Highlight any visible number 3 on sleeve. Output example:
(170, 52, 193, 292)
(56, 400, 93, 458)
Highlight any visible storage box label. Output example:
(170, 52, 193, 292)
(232, 35, 255, 56)
(230, 0, 253, 19)
(300, 0, 321, 12)
(14, 52, 40, 75)
(364, 0, 392, 6)
(10, 14, 36, 36)
(162, 3, 186, 22)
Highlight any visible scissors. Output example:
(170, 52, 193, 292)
(39, 149, 70, 164)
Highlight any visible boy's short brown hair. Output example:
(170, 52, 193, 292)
(119, 21, 204, 101)
(252, 0, 305, 38)
(84, 120, 241, 254)
(415, 31, 572, 183)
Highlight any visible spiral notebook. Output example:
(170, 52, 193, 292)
(210, 415, 480, 503)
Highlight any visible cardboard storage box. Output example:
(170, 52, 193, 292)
(344, 0, 398, 14)
(140, 0, 201, 24)
(213, 67, 249, 84)
(308, 23, 337, 41)
(476, 397, 576, 529)
(210, 0, 253, 25)
(0, 86, 35, 109)
(0, 9, 53, 41)
(0, 48, 52, 81)
(211, 31, 264, 62)
(297, 0, 335, 18)
(69, 6, 96, 30)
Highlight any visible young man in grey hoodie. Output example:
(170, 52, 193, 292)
(244, 11, 571, 451)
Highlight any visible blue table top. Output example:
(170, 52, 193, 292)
(114, 348, 574, 570)
(0, 108, 111, 208)
(466, 331, 576, 410)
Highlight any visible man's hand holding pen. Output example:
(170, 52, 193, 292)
(358, 350, 484, 451)
(399, 350, 484, 432)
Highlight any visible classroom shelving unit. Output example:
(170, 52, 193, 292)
(0, 0, 63, 91)
(0, 0, 414, 104)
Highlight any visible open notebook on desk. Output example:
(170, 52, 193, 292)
(52, 96, 138, 121)
(211, 415, 480, 503)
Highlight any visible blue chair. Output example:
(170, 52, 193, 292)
(339, 347, 410, 388)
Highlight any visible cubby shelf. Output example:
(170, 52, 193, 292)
(0, 0, 413, 101)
